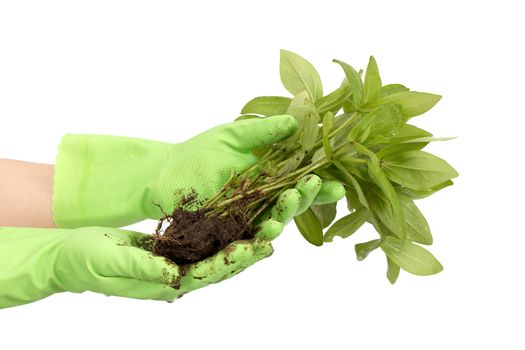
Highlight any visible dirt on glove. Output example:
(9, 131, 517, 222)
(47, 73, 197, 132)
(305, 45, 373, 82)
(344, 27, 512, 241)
(150, 192, 259, 264)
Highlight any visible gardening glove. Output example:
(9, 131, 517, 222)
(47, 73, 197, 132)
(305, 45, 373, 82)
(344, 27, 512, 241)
(53, 115, 300, 228)
(0, 226, 272, 309)
(256, 174, 345, 241)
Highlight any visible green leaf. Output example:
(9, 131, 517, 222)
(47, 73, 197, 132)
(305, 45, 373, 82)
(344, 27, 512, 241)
(377, 84, 409, 99)
(364, 185, 403, 239)
(377, 124, 434, 157)
(390, 124, 432, 142)
(278, 91, 316, 151)
(280, 49, 323, 101)
(336, 148, 368, 181)
(314, 167, 348, 186)
(345, 188, 364, 212)
(353, 143, 408, 241)
(333, 59, 363, 106)
(377, 142, 429, 159)
(279, 90, 320, 152)
(311, 202, 337, 229)
(347, 104, 405, 145)
(315, 82, 352, 115)
(382, 150, 459, 191)
(322, 111, 334, 159)
(294, 208, 324, 246)
(386, 257, 400, 284)
(322, 111, 335, 133)
(330, 113, 357, 148)
(381, 236, 443, 276)
(399, 180, 454, 199)
(400, 136, 456, 144)
(368, 91, 441, 118)
(277, 148, 305, 176)
(311, 145, 326, 163)
(302, 109, 320, 152)
(343, 100, 356, 114)
(333, 160, 369, 208)
(363, 56, 382, 103)
(378, 136, 456, 158)
(365, 186, 392, 223)
(398, 193, 432, 245)
(323, 207, 369, 242)
(355, 239, 381, 261)
(241, 96, 291, 116)
(364, 185, 432, 245)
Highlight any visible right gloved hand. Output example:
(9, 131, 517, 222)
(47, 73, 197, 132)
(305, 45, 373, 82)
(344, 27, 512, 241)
(52, 115, 300, 228)
(256, 174, 344, 240)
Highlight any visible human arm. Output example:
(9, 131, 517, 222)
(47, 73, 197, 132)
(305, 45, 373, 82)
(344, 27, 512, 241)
(0, 159, 55, 227)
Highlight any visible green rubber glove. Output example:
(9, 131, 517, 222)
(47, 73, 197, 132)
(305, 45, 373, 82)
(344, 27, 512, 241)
(0, 226, 272, 309)
(256, 174, 345, 240)
(53, 115, 300, 228)
(0, 178, 343, 309)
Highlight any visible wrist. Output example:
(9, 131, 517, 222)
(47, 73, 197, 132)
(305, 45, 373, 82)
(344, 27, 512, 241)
(53, 134, 172, 228)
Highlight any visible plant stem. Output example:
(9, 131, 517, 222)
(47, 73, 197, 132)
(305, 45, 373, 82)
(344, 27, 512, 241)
(248, 190, 282, 224)
(203, 169, 237, 207)
(258, 179, 300, 195)
(203, 112, 362, 221)
(311, 111, 359, 150)
(209, 158, 330, 213)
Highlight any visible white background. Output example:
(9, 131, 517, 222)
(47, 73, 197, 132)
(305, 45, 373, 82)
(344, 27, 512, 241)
(1, 1, 523, 349)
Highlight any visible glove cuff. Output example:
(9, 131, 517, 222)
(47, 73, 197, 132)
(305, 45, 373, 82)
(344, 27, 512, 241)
(53, 134, 171, 228)
(0, 227, 69, 309)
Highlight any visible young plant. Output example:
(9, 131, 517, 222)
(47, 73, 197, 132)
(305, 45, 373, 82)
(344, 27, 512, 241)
(153, 50, 458, 283)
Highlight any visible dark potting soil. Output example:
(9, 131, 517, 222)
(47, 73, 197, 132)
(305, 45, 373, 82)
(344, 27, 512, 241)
(151, 208, 254, 264)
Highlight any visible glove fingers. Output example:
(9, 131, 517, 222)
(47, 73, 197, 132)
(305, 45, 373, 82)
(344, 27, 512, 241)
(123, 246, 180, 286)
(94, 229, 180, 286)
(295, 175, 322, 215)
(254, 179, 344, 240)
(253, 179, 344, 240)
(225, 115, 298, 151)
(313, 180, 346, 205)
(92, 276, 177, 302)
(270, 188, 301, 225)
(256, 219, 284, 240)
(176, 239, 273, 296)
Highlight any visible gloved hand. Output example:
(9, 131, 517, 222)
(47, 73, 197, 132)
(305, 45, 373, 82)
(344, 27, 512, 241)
(53, 115, 301, 228)
(53, 115, 345, 229)
(1, 171, 344, 309)
(0, 226, 272, 309)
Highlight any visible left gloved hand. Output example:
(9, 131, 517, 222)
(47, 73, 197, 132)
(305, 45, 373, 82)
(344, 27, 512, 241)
(0, 226, 272, 309)
(0, 173, 344, 309)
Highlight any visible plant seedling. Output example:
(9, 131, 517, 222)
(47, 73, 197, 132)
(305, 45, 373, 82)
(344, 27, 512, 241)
(148, 50, 458, 283)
